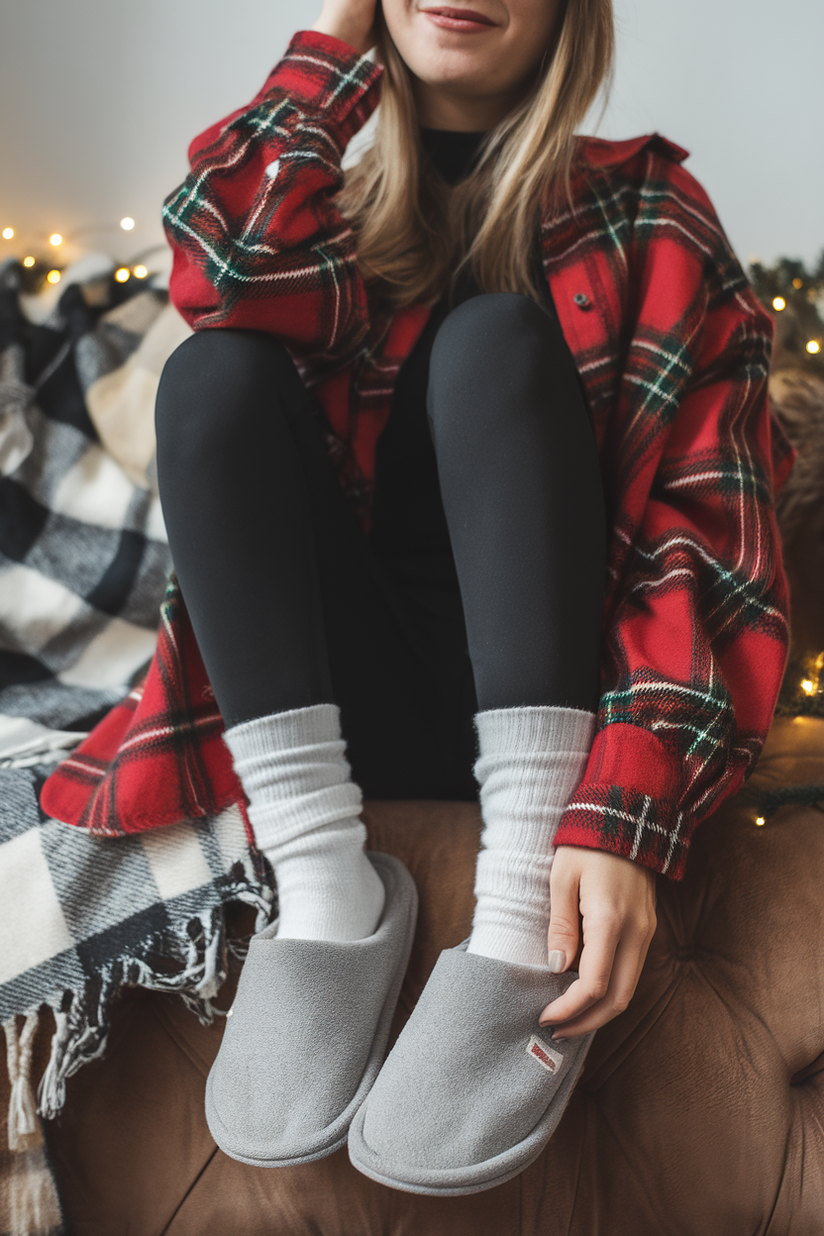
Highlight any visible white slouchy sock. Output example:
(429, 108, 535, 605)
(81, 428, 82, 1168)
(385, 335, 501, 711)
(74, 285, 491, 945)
(223, 704, 385, 942)
(468, 706, 596, 968)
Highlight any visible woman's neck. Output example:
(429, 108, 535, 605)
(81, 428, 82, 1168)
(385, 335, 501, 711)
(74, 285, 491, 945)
(412, 75, 529, 131)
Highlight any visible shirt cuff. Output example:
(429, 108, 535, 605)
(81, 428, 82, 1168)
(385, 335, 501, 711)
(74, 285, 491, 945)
(553, 720, 718, 879)
(260, 29, 383, 151)
(554, 782, 688, 879)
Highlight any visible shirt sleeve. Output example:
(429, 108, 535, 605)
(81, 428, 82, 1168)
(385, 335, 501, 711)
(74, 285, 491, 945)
(161, 30, 382, 366)
(553, 160, 792, 879)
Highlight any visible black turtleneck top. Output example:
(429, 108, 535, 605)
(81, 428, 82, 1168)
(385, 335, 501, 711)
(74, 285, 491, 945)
(421, 127, 487, 185)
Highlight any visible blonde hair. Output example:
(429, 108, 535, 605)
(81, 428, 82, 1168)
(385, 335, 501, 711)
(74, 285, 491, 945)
(339, 0, 615, 308)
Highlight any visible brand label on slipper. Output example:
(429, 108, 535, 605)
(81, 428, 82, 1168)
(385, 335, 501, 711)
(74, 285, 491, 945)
(526, 1035, 564, 1074)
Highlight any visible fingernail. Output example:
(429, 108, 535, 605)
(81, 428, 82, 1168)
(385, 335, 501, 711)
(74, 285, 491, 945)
(538, 1020, 552, 1030)
(548, 950, 566, 973)
(551, 1035, 567, 1042)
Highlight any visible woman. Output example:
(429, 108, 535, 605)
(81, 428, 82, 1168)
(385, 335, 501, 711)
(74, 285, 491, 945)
(42, 0, 791, 1197)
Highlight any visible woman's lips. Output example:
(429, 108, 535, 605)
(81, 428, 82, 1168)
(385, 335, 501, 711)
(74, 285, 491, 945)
(421, 7, 498, 33)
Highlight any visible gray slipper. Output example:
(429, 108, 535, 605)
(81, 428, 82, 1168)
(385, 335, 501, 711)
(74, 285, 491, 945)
(347, 941, 594, 1195)
(205, 851, 418, 1167)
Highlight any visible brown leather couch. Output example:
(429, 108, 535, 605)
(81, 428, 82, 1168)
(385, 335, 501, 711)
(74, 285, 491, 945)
(30, 367, 824, 1233)
(36, 710, 824, 1236)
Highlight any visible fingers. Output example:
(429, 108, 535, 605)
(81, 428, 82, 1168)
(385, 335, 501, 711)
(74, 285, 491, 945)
(538, 847, 657, 1037)
(539, 908, 620, 1029)
(545, 865, 581, 976)
(541, 925, 653, 1039)
(312, 0, 379, 54)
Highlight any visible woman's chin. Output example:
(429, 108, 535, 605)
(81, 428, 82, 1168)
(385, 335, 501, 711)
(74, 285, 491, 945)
(410, 51, 503, 95)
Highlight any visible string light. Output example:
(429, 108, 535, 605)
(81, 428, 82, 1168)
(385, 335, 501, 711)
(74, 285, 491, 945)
(23, 256, 35, 268)
(772, 296, 786, 311)
(47, 270, 61, 285)
(794, 652, 824, 707)
(807, 341, 821, 355)
(803, 652, 824, 697)
(2, 227, 14, 240)
(49, 233, 63, 247)
(114, 267, 130, 283)
(133, 264, 148, 279)
(793, 277, 804, 289)
(120, 217, 135, 231)
(755, 816, 765, 827)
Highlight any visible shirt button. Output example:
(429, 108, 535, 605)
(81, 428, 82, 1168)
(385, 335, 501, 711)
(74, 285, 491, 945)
(573, 293, 591, 309)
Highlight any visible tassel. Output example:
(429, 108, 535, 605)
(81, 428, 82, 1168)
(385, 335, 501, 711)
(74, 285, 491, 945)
(3, 1012, 42, 1152)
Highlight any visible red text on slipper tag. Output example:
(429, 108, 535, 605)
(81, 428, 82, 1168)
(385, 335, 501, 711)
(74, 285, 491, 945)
(526, 1035, 564, 1074)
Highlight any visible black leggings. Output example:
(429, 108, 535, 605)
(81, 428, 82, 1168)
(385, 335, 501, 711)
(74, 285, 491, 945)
(155, 293, 605, 801)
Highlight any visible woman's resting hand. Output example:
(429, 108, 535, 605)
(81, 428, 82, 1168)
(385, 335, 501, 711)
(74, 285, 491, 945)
(312, 0, 379, 54)
(539, 845, 657, 1037)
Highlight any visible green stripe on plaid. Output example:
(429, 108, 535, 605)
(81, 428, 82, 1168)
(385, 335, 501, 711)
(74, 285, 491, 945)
(560, 785, 687, 877)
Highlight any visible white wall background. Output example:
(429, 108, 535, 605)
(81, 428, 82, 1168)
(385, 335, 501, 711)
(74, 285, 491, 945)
(1, 0, 822, 274)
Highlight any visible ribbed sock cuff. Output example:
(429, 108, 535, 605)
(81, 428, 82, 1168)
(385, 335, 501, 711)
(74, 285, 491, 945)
(468, 704, 596, 967)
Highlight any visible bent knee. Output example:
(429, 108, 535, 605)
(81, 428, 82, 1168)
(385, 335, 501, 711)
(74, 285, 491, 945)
(432, 292, 554, 369)
(155, 329, 297, 461)
(428, 293, 571, 434)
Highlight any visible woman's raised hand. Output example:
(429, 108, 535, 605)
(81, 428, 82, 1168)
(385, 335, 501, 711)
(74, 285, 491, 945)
(539, 845, 657, 1038)
(312, 0, 379, 54)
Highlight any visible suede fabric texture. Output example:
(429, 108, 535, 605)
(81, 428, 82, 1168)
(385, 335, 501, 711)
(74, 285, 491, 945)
(205, 852, 417, 1166)
(348, 942, 595, 1195)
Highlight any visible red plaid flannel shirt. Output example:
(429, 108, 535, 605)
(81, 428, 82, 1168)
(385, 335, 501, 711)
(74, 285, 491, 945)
(41, 31, 793, 879)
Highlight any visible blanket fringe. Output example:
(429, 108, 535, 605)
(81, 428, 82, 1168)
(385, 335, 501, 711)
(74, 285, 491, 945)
(37, 878, 272, 1119)
(3, 1012, 41, 1152)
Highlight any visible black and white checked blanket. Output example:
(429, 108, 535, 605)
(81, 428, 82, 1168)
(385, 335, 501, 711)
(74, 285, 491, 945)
(0, 257, 274, 1138)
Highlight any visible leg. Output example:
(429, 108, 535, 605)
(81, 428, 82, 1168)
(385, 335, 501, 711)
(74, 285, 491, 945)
(155, 329, 337, 726)
(427, 292, 605, 714)
(348, 294, 605, 1194)
(428, 293, 605, 966)
(156, 328, 477, 800)
(158, 334, 422, 1171)
(155, 329, 391, 940)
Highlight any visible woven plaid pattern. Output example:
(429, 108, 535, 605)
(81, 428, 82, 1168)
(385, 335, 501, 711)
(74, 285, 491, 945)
(162, 35, 381, 369)
(0, 261, 172, 754)
(42, 32, 793, 879)
(47, 576, 240, 836)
